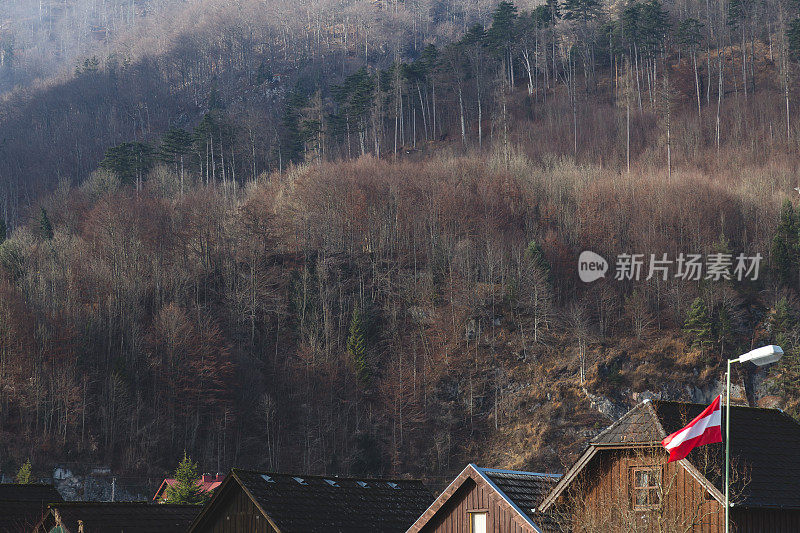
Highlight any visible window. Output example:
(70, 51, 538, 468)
(631, 467, 661, 510)
(470, 512, 487, 533)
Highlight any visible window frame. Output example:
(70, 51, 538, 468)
(630, 466, 662, 510)
(467, 510, 488, 533)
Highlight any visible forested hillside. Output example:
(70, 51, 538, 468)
(2, 0, 800, 487)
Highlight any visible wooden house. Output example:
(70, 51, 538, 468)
(187, 468, 432, 532)
(33, 502, 200, 533)
(0, 483, 62, 533)
(539, 399, 800, 532)
(406, 464, 560, 533)
(153, 473, 225, 501)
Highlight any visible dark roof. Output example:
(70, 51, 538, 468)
(0, 500, 52, 533)
(224, 469, 432, 532)
(0, 483, 63, 502)
(476, 467, 561, 530)
(478, 467, 560, 518)
(591, 399, 800, 509)
(39, 502, 201, 533)
(0, 484, 63, 533)
(591, 401, 663, 444)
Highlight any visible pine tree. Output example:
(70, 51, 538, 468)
(770, 199, 797, 287)
(487, 1, 519, 51)
(0, 218, 6, 243)
(684, 297, 713, 351)
(100, 142, 154, 186)
(280, 90, 309, 166)
(347, 303, 370, 387)
(771, 297, 797, 351)
(16, 459, 32, 484)
(39, 208, 53, 240)
(524, 240, 551, 278)
(163, 452, 207, 505)
(789, 18, 800, 61)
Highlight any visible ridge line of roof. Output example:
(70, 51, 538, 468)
(230, 467, 424, 483)
(651, 399, 783, 412)
(475, 466, 561, 478)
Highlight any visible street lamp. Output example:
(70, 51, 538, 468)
(724, 345, 783, 533)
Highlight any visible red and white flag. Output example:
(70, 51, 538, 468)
(661, 395, 723, 462)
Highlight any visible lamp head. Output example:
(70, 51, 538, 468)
(738, 345, 784, 366)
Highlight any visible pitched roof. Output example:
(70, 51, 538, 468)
(153, 474, 225, 500)
(406, 464, 561, 533)
(542, 399, 800, 510)
(0, 501, 53, 533)
(192, 469, 432, 533)
(0, 483, 63, 502)
(0, 483, 63, 533)
(35, 502, 201, 533)
(477, 467, 562, 530)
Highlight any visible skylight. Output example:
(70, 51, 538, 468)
(324, 479, 339, 487)
(293, 477, 308, 485)
(261, 475, 275, 483)
(357, 481, 369, 488)
(387, 482, 400, 489)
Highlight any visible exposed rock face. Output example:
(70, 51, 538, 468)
(51, 467, 150, 501)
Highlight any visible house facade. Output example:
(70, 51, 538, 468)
(406, 464, 560, 533)
(539, 399, 800, 532)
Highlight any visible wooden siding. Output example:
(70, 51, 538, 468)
(419, 477, 537, 533)
(558, 449, 725, 533)
(192, 484, 276, 533)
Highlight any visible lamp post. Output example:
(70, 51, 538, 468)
(724, 345, 783, 533)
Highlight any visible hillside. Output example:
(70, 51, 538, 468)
(2, 0, 800, 490)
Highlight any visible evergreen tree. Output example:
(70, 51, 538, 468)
(789, 18, 800, 61)
(684, 297, 713, 351)
(163, 452, 207, 505)
(770, 297, 800, 414)
(331, 69, 375, 155)
(487, 1, 519, 51)
(39, 208, 53, 240)
(347, 303, 370, 386)
(16, 459, 32, 484)
(280, 90, 309, 166)
(639, 0, 671, 53)
(562, 0, 601, 22)
(771, 297, 797, 351)
(524, 240, 551, 278)
(160, 128, 194, 170)
(770, 199, 797, 287)
(675, 18, 704, 52)
(0, 218, 6, 243)
(100, 142, 154, 186)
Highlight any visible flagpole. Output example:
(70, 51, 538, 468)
(725, 358, 732, 533)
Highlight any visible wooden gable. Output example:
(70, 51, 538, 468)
(539, 399, 800, 532)
(407, 464, 555, 533)
(188, 476, 277, 533)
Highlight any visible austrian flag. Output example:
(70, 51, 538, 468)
(661, 395, 723, 462)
